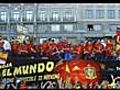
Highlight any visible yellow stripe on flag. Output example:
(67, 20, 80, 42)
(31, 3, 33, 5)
(0, 52, 8, 61)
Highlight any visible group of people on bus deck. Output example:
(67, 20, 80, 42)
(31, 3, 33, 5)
(1, 29, 120, 65)
(7, 36, 117, 61)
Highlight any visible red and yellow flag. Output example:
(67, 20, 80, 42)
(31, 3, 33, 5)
(0, 52, 8, 61)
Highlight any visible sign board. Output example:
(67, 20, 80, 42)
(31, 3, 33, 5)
(17, 25, 28, 34)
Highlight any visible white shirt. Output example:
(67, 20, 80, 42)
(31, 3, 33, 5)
(3, 40, 11, 51)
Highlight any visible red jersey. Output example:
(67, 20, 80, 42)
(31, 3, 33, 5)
(64, 44, 71, 53)
(105, 41, 113, 56)
(21, 44, 29, 54)
(42, 42, 49, 52)
(86, 43, 93, 53)
(94, 43, 103, 53)
(51, 42, 57, 49)
(28, 43, 34, 53)
(73, 45, 82, 55)
(57, 42, 66, 50)
(35, 44, 41, 53)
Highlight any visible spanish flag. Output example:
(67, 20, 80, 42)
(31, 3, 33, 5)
(0, 52, 8, 64)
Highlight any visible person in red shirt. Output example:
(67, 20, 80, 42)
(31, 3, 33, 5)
(94, 40, 104, 61)
(34, 43, 42, 59)
(20, 40, 36, 55)
(57, 42, 65, 60)
(80, 41, 86, 59)
(42, 40, 50, 58)
(51, 46, 61, 61)
(84, 40, 93, 60)
(11, 40, 21, 56)
(73, 45, 79, 58)
(64, 43, 73, 60)
(105, 40, 113, 60)
(57, 41, 66, 51)
(73, 44, 83, 59)
(16, 41, 28, 65)
(20, 41, 29, 55)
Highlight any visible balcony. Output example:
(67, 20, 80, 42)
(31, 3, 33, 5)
(49, 17, 61, 22)
(22, 18, 34, 23)
(10, 18, 21, 23)
(37, 18, 48, 23)
(63, 17, 75, 22)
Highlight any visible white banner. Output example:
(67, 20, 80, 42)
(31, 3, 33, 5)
(17, 25, 28, 34)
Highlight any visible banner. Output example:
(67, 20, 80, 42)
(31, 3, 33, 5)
(17, 25, 28, 34)
(0, 59, 102, 89)
(0, 60, 59, 78)
(0, 60, 60, 89)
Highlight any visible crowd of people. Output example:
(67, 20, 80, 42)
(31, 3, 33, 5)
(0, 34, 120, 66)
(8, 36, 120, 63)
(1, 29, 120, 89)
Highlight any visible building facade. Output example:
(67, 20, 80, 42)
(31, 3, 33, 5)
(0, 3, 120, 43)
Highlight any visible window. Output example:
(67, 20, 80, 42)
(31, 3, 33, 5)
(110, 24, 120, 31)
(85, 9, 93, 19)
(13, 11, 20, 21)
(38, 11, 46, 21)
(0, 11, 7, 21)
(118, 10, 120, 18)
(26, 11, 33, 21)
(64, 10, 73, 21)
(107, 10, 115, 19)
(51, 24, 60, 32)
(52, 12, 59, 21)
(65, 11, 72, 18)
(38, 25, 47, 33)
(0, 25, 7, 32)
(64, 24, 73, 32)
(17, 25, 28, 34)
(10, 24, 16, 32)
(93, 25, 102, 31)
(25, 25, 33, 33)
(96, 10, 104, 19)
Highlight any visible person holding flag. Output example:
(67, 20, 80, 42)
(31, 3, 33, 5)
(0, 37, 6, 64)
(0, 36, 12, 65)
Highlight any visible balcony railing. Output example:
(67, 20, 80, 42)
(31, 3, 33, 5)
(23, 18, 34, 22)
(63, 17, 75, 22)
(10, 18, 21, 22)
